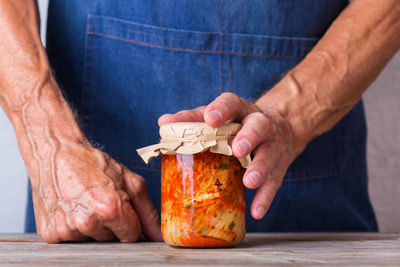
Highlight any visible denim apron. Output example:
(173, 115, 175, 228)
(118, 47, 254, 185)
(26, 0, 378, 232)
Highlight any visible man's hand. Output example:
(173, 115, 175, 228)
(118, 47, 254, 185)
(13, 78, 163, 244)
(11, 77, 162, 244)
(0, 0, 162, 243)
(159, 0, 400, 220)
(31, 142, 162, 243)
(159, 92, 306, 219)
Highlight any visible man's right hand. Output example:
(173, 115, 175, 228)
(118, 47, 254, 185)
(14, 77, 162, 243)
(0, 0, 162, 243)
(30, 141, 162, 243)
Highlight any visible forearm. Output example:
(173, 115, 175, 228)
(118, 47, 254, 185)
(256, 0, 400, 155)
(0, 0, 44, 108)
(0, 1, 87, 187)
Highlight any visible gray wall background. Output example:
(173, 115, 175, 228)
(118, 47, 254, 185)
(0, 0, 399, 233)
(365, 53, 400, 232)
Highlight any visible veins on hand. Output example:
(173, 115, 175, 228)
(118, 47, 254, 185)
(20, 72, 63, 207)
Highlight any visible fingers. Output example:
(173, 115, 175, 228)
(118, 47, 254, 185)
(233, 110, 290, 220)
(37, 217, 63, 244)
(33, 193, 63, 243)
(159, 93, 259, 130)
(39, 187, 141, 243)
(44, 190, 142, 243)
(53, 208, 88, 242)
(97, 191, 142, 243)
(81, 186, 142, 243)
(243, 142, 288, 220)
(250, 159, 285, 220)
(232, 112, 276, 158)
(69, 207, 116, 242)
(242, 142, 281, 189)
(124, 169, 163, 241)
(158, 106, 206, 126)
(203, 92, 259, 127)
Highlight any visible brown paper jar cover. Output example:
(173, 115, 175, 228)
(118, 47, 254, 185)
(136, 122, 251, 168)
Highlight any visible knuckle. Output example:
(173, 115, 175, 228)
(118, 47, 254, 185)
(241, 113, 270, 140)
(245, 126, 264, 143)
(120, 230, 141, 243)
(122, 223, 142, 243)
(220, 92, 237, 99)
(94, 192, 121, 220)
(40, 231, 61, 244)
(118, 190, 130, 202)
(251, 112, 271, 127)
(54, 224, 73, 241)
(176, 109, 190, 115)
(253, 159, 271, 176)
(130, 175, 147, 193)
(57, 230, 74, 241)
(74, 215, 95, 233)
(254, 167, 272, 183)
(219, 92, 240, 106)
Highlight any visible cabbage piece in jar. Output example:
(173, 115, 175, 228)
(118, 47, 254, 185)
(161, 150, 245, 247)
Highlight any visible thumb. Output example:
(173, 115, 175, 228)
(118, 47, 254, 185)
(123, 168, 163, 241)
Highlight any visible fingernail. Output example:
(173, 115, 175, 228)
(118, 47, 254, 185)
(256, 206, 266, 218)
(235, 138, 251, 155)
(208, 109, 222, 122)
(247, 171, 262, 187)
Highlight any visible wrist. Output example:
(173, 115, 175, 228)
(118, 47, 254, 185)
(8, 76, 89, 176)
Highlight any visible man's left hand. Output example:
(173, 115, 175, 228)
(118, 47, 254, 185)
(158, 92, 303, 220)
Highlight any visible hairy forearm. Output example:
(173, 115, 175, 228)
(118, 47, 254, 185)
(256, 0, 400, 154)
(0, 0, 44, 108)
(0, 1, 87, 188)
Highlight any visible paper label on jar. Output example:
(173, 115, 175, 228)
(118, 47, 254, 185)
(136, 122, 251, 168)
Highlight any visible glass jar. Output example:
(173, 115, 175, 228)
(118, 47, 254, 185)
(161, 150, 245, 247)
(137, 122, 251, 247)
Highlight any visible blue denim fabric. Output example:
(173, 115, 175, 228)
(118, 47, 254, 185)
(25, 0, 378, 232)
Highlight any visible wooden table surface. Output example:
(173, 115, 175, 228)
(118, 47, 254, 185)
(0, 233, 399, 266)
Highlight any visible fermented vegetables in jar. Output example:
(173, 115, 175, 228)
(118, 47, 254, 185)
(137, 122, 251, 247)
(161, 150, 245, 247)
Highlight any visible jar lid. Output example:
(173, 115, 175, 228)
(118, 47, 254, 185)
(137, 122, 251, 168)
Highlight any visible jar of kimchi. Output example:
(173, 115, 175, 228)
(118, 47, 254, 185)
(137, 122, 250, 247)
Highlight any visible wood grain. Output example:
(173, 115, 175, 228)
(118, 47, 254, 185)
(0, 233, 399, 266)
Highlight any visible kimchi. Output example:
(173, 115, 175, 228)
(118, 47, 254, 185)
(161, 150, 245, 247)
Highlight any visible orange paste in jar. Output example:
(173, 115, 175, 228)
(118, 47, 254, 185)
(161, 150, 245, 247)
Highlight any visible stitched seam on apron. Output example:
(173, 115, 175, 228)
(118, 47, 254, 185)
(227, 32, 232, 92)
(282, 159, 349, 182)
(87, 32, 306, 60)
(88, 16, 97, 135)
(219, 32, 223, 94)
(285, 123, 348, 181)
(91, 14, 318, 40)
(88, 14, 318, 58)
(80, 14, 91, 119)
